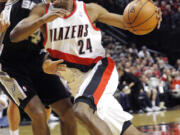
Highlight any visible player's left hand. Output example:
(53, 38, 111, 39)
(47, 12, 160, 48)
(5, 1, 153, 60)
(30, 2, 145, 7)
(42, 59, 67, 76)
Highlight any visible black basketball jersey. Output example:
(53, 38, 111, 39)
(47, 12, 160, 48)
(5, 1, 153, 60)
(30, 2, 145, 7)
(0, 0, 46, 65)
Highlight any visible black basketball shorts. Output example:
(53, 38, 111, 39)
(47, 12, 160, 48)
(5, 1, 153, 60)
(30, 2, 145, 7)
(0, 63, 70, 109)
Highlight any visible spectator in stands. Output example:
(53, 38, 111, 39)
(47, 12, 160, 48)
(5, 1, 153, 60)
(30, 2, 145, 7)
(115, 82, 131, 112)
(175, 59, 180, 70)
(133, 65, 143, 77)
(159, 1, 167, 15)
(142, 71, 161, 111)
(128, 43, 138, 62)
(171, 70, 180, 91)
(161, 68, 172, 83)
(118, 66, 146, 112)
(152, 64, 161, 78)
(138, 46, 151, 58)
(162, 57, 173, 68)
(157, 58, 165, 73)
(172, 7, 180, 28)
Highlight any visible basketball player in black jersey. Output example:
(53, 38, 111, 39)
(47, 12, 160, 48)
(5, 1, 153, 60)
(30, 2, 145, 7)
(0, 0, 77, 135)
(0, 1, 20, 135)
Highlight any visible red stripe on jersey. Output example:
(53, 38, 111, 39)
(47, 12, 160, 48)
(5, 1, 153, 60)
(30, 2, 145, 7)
(93, 58, 115, 105)
(45, 3, 50, 13)
(43, 24, 47, 46)
(83, 3, 100, 31)
(47, 48, 103, 66)
(64, 0, 77, 19)
(43, 3, 50, 46)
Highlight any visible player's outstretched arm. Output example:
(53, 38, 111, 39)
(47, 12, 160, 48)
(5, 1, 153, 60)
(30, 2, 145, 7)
(10, 4, 68, 42)
(86, 3, 129, 30)
(86, 3, 162, 31)
(10, 4, 46, 42)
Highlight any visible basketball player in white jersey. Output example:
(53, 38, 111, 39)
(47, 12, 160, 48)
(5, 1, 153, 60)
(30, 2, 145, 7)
(11, 0, 161, 134)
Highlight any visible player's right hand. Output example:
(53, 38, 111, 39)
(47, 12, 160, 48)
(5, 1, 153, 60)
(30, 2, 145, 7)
(147, 0, 162, 29)
(156, 7, 162, 29)
(41, 8, 70, 23)
(42, 59, 67, 76)
(0, 18, 10, 33)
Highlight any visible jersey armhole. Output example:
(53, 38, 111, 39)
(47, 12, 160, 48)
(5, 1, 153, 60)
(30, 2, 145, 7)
(64, 0, 77, 19)
(83, 3, 100, 31)
(45, 3, 50, 14)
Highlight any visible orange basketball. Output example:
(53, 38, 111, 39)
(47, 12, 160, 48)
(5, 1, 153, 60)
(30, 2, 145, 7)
(123, 0, 158, 35)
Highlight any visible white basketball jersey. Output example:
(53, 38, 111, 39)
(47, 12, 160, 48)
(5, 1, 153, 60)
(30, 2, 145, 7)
(44, 0, 105, 66)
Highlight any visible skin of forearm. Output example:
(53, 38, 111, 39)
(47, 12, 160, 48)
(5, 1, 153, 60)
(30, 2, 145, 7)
(10, 17, 45, 42)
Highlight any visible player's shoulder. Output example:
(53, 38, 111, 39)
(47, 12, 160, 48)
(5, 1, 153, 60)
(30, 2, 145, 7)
(33, 3, 47, 9)
(85, 3, 101, 11)
(85, 2, 104, 13)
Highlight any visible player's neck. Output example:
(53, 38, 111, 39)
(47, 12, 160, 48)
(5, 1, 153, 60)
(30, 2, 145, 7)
(53, 0, 74, 12)
(66, 0, 74, 12)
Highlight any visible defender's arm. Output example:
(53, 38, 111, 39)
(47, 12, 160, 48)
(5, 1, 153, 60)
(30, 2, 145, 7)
(10, 4, 46, 42)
